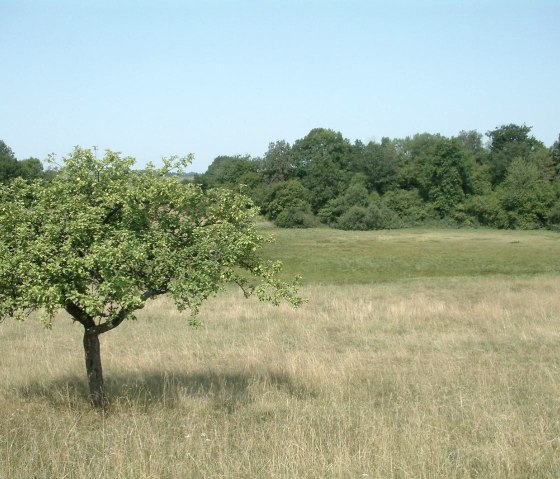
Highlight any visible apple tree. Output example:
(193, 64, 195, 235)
(0, 147, 303, 407)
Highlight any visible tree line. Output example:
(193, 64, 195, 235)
(3, 124, 560, 231)
(195, 124, 560, 230)
(0, 140, 45, 182)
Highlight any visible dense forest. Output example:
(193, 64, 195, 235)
(194, 124, 560, 230)
(3, 123, 560, 231)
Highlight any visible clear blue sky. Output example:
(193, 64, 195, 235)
(2, 0, 559, 172)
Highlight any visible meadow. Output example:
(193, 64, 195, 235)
(1, 227, 560, 478)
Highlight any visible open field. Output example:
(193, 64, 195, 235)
(261, 226, 560, 283)
(1, 228, 560, 478)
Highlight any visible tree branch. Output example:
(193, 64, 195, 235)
(102, 203, 123, 224)
(94, 286, 168, 335)
(64, 300, 96, 330)
(234, 279, 254, 298)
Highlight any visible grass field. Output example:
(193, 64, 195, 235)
(261, 226, 560, 283)
(1, 228, 560, 478)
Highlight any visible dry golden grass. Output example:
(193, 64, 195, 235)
(2, 274, 560, 478)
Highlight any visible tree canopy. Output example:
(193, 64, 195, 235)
(194, 124, 560, 231)
(0, 140, 44, 182)
(0, 147, 302, 406)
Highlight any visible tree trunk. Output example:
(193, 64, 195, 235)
(83, 330, 106, 408)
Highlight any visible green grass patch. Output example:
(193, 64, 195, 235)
(261, 226, 560, 283)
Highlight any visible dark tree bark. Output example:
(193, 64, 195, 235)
(66, 290, 166, 407)
(83, 330, 105, 408)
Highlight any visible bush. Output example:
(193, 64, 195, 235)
(263, 180, 312, 221)
(463, 193, 508, 228)
(336, 205, 400, 230)
(275, 208, 319, 228)
(317, 182, 370, 226)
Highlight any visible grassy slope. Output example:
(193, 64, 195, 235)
(2, 227, 560, 478)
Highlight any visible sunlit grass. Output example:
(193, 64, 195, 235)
(261, 226, 560, 283)
(2, 228, 560, 477)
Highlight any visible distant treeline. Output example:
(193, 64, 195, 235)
(0, 142, 197, 183)
(3, 124, 560, 231)
(0, 141, 45, 183)
(194, 125, 560, 230)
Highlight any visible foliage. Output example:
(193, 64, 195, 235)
(0, 140, 18, 182)
(0, 147, 303, 405)
(353, 138, 400, 194)
(499, 158, 556, 229)
(0, 147, 303, 324)
(486, 124, 545, 185)
(318, 176, 370, 226)
(462, 193, 509, 228)
(195, 154, 259, 189)
(188, 123, 559, 231)
(551, 134, 560, 177)
(336, 204, 400, 231)
(547, 202, 560, 230)
(260, 140, 296, 182)
(275, 208, 319, 228)
(380, 188, 433, 224)
(425, 139, 473, 217)
(17, 157, 44, 180)
(292, 128, 354, 213)
(6, 123, 560, 232)
(0, 140, 44, 183)
(260, 179, 312, 222)
(394, 133, 446, 194)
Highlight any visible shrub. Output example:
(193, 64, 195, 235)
(336, 205, 400, 230)
(263, 180, 312, 221)
(463, 193, 508, 228)
(275, 208, 318, 228)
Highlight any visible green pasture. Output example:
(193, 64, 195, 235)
(261, 226, 560, 283)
